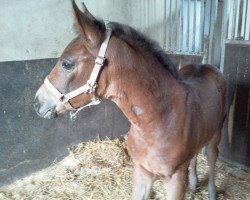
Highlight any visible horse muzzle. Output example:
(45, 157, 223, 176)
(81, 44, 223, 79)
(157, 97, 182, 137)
(34, 96, 57, 119)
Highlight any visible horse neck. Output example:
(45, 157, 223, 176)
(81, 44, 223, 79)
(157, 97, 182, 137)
(104, 49, 182, 129)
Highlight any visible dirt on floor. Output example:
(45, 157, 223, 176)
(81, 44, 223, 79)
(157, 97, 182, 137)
(0, 139, 249, 200)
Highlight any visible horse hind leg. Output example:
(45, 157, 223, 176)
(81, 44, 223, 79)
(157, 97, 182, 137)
(132, 164, 155, 200)
(189, 154, 198, 191)
(206, 130, 221, 200)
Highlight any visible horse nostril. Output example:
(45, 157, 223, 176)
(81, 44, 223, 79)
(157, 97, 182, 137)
(34, 98, 40, 111)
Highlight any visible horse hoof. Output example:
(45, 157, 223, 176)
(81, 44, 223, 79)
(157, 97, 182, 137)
(189, 176, 197, 191)
(209, 194, 216, 200)
(208, 186, 216, 200)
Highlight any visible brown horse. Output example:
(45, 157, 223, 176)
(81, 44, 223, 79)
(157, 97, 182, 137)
(34, 1, 227, 200)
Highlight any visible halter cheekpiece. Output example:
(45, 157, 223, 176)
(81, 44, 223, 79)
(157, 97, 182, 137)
(44, 28, 112, 120)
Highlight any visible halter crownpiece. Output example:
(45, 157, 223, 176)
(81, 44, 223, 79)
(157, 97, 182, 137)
(44, 28, 112, 120)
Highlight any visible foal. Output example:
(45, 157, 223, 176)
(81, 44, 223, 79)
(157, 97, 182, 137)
(34, 1, 227, 200)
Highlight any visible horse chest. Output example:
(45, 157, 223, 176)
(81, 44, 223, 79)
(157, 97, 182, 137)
(126, 133, 178, 176)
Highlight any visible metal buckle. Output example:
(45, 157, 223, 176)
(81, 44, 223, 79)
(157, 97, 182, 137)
(91, 95, 101, 104)
(95, 56, 105, 66)
(69, 97, 101, 121)
(60, 95, 70, 105)
(87, 81, 98, 93)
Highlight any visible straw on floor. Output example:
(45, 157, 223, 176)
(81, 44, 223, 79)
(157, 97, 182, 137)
(0, 138, 249, 200)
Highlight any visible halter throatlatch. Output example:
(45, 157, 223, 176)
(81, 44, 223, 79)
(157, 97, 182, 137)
(44, 28, 112, 120)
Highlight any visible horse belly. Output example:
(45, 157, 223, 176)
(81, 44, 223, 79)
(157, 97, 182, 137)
(126, 134, 189, 177)
(128, 147, 173, 177)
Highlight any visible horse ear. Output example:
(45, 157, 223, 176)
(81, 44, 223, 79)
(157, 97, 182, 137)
(71, 0, 104, 47)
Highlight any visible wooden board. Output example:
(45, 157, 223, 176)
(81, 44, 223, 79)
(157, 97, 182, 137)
(220, 42, 250, 167)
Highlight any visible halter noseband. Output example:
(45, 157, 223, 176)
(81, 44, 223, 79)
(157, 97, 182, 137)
(44, 28, 112, 120)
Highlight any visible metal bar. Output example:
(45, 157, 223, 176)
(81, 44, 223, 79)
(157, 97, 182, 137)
(225, 0, 231, 39)
(147, 0, 148, 28)
(187, 0, 191, 52)
(199, 0, 205, 52)
(180, 0, 184, 52)
(175, 0, 179, 52)
(208, 0, 218, 64)
(244, 0, 249, 39)
(169, 0, 173, 51)
(202, 0, 212, 63)
(163, 0, 167, 49)
(220, 0, 230, 72)
(146, 0, 148, 28)
(237, 0, 244, 39)
(177, 0, 181, 52)
(249, 25, 250, 40)
(231, 0, 238, 39)
(193, 0, 197, 52)
(153, 1, 156, 25)
(143, 0, 146, 29)
(204, 0, 211, 36)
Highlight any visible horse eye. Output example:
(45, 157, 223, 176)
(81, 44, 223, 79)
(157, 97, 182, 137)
(62, 61, 75, 71)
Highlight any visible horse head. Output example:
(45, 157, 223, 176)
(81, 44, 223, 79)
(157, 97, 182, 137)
(34, 1, 111, 119)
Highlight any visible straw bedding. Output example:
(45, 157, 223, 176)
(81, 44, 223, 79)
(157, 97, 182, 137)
(1, 138, 249, 200)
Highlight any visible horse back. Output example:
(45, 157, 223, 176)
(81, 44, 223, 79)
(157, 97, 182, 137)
(179, 64, 227, 133)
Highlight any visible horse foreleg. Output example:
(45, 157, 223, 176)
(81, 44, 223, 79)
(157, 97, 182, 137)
(189, 154, 198, 191)
(132, 164, 155, 200)
(164, 168, 188, 200)
(206, 131, 221, 200)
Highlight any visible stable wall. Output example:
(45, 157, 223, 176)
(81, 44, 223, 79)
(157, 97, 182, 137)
(0, 0, 167, 62)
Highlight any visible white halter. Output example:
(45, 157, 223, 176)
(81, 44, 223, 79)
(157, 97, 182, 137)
(44, 28, 112, 120)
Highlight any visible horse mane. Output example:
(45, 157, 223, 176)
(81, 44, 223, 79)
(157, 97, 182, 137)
(107, 22, 179, 79)
(76, 15, 180, 79)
